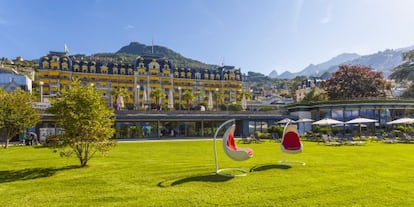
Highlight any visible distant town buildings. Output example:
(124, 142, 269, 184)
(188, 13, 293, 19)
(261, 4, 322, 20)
(295, 76, 324, 102)
(0, 66, 33, 92)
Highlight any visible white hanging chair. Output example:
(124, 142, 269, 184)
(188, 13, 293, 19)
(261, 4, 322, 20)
(213, 119, 254, 177)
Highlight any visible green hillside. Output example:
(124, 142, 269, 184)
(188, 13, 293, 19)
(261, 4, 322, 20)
(111, 42, 217, 69)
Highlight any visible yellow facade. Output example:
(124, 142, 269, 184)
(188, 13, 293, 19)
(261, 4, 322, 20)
(38, 52, 243, 109)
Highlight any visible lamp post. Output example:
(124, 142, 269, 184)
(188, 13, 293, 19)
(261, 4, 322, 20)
(39, 81, 44, 102)
(215, 88, 219, 111)
(178, 86, 182, 111)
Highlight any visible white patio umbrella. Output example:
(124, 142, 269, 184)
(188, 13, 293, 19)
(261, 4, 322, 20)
(116, 95, 124, 110)
(167, 89, 174, 110)
(241, 93, 247, 111)
(346, 117, 377, 124)
(386, 117, 414, 125)
(207, 91, 213, 111)
(277, 118, 294, 124)
(312, 118, 344, 126)
(294, 118, 314, 123)
(142, 88, 148, 109)
(294, 118, 314, 134)
(346, 117, 377, 137)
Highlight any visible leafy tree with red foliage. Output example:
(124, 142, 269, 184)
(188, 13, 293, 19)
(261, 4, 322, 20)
(324, 65, 388, 100)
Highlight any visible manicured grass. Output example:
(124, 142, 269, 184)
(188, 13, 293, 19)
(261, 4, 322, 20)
(1, 140, 414, 206)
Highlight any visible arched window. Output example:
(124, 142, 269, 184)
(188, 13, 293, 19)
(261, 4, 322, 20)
(100, 65, 108, 74)
(42, 61, 49, 69)
(195, 72, 201, 79)
(82, 65, 88, 73)
(90, 65, 96, 73)
(73, 64, 80, 72)
(61, 62, 68, 70)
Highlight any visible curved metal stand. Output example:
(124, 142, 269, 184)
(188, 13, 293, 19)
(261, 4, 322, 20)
(278, 121, 306, 166)
(214, 119, 248, 177)
(216, 168, 247, 177)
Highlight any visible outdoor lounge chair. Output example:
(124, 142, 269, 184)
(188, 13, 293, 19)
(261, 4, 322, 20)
(383, 133, 398, 143)
(213, 119, 254, 177)
(279, 121, 305, 166)
(321, 134, 342, 146)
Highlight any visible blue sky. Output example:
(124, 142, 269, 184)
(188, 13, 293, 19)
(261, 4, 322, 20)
(1, 0, 414, 75)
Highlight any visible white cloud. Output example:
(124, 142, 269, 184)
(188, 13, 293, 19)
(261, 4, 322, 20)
(320, 16, 330, 24)
(124, 25, 135, 30)
(320, 3, 333, 24)
(292, 0, 304, 32)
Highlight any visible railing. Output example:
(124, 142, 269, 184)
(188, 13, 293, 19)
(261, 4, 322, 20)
(115, 109, 287, 115)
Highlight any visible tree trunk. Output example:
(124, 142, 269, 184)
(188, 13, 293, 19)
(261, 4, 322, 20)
(4, 138, 8, 149)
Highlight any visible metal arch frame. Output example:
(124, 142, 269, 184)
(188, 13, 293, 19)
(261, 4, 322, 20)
(279, 121, 306, 166)
(213, 119, 247, 177)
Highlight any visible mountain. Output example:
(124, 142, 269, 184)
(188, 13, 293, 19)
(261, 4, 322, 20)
(268, 70, 278, 78)
(277, 46, 414, 79)
(277, 71, 295, 79)
(326, 48, 410, 77)
(115, 42, 217, 69)
(278, 53, 360, 79)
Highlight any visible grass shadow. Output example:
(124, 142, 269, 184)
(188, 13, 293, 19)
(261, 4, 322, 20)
(250, 163, 291, 172)
(0, 165, 80, 183)
(157, 173, 233, 187)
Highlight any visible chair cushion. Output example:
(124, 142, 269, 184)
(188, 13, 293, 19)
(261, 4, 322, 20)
(282, 131, 301, 150)
(227, 133, 237, 150)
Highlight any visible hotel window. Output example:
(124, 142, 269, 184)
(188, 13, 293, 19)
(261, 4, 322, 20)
(42, 61, 50, 69)
(187, 72, 192, 79)
(120, 68, 126, 75)
(148, 61, 160, 70)
(113, 67, 118, 74)
(73, 65, 80, 72)
(101, 66, 108, 74)
(174, 71, 179, 78)
(51, 61, 59, 70)
(82, 65, 88, 73)
(61, 62, 68, 70)
(195, 72, 201, 79)
(128, 68, 133, 75)
(90, 66, 96, 73)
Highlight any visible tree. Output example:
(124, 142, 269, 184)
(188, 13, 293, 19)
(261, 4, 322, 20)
(182, 90, 195, 110)
(401, 83, 414, 98)
(150, 88, 166, 110)
(0, 89, 40, 148)
(301, 86, 329, 103)
(239, 91, 251, 100)
(290, 76, 307, 102)
(110, 88, 128, 110)
(47, 80, 115, 167)
(390, 63, 414, 83)
(194, 91, 205, 105)
(324, 65, 387, 100)
(390, 50, 414, 82)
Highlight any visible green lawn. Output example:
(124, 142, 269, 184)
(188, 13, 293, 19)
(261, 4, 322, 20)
(1, 140, 414, 206)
